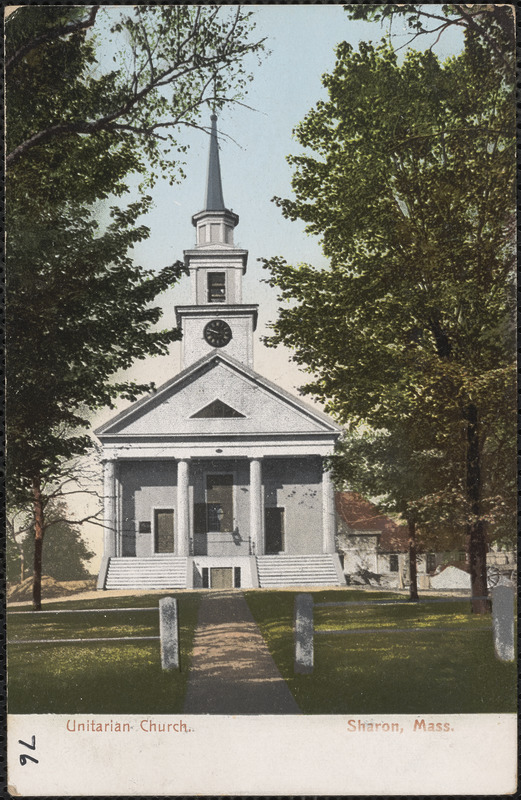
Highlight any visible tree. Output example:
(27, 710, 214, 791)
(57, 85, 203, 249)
(345, 4, 514, 80)
(331, 423, 467, 601)
(6, 6, 266, 609)
(7, 197, 187, 608)
(7, 501, 95, 584)
(6, 6, 266, 171)
(263, 33, 515, 613)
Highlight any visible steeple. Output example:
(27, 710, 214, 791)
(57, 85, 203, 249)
(191, 115, 239, 248)
(204, 114, 225, 211)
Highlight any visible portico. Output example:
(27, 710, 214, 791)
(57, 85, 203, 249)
(101, 449, 336, 562)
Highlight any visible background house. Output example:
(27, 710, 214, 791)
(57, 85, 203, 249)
(336, 492, 448, 589)
(335, 491, 515, 589)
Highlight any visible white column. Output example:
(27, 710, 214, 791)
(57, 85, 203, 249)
(322, 466, 336, 554)
(250, 458, 263, 555)
(177, 459, 190, 556)
(103, 460, 117, 557)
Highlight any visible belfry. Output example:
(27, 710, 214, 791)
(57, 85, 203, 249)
(95, 116, 343, 590)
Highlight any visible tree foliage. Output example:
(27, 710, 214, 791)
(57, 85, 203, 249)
(345, 4, 514, 79)
(7, 200, 187, 503)
(6, 6, 265, 172)
(6, 6, 265, 608)
(263, 28, 515, 611)
(7, 502, 95, 584)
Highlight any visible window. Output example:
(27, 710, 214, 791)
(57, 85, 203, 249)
(202, 567, 209, 588)
(138, 521, 151, 534)
(207, 272, 226, 302)
(190, 399, 245, 419)
(389, 554, 399, 572)
(426, 553, 436, 573)
(234, 567, 241, 588)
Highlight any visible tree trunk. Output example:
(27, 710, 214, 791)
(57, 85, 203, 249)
(32, 475, 45, 611)
(464, 404, 489, 614)
(407, 518, 419, 601)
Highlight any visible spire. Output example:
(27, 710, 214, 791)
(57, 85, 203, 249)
(204, 114, 225, 211)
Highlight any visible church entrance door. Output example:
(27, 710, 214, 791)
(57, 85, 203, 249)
(210, 567, 233, 589)
(154, 509, 174, 554)
(265, 507, 285, 554)
(206, 474, 234, 532)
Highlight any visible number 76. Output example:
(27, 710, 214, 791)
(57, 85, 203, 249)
(19, 736, 38, 765)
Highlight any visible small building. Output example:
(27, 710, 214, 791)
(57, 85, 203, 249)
(335, 492, 440, 588)
(95, 116, 344, 591)
(336, 492, 516, 589)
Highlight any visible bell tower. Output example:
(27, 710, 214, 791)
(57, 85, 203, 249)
(176, 114, 258, 368)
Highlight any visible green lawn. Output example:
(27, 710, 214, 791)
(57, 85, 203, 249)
(8, 593, 201, 714)
(245, 590, 517, 714)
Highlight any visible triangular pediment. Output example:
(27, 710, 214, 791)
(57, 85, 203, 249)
(95, 353, 342, 439)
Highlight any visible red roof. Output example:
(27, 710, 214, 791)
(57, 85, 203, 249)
(380, 524, 409, 553)
(335, 492, 409, 552)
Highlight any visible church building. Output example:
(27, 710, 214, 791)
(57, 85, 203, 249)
(96, 115, 344, 590)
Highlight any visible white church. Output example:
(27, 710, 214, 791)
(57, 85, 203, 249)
(96, 115, 344, 590)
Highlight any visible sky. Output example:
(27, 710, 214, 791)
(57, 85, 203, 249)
(55, 6, 465, 569)
(91, 4, 465, 426)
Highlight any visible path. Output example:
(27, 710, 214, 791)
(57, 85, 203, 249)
(183, 591, 300, 714)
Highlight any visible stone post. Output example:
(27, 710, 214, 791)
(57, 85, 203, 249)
(492, 584, 515, 662)
(159, 597, 180, 670)
(177, 459, 190, 556)
(322, 466, 336, 554)
(102, 459, 117, 557)
(250, 458, 263, 555)
(295, 593, 314, 673)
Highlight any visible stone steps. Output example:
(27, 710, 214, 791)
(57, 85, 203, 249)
(256, 554, 343, 587)
(104, 556, 188, 590)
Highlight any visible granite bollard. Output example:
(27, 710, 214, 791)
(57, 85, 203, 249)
(492, 584, 515, 662)
(159, 597, 180, 670)
(295, 593, 314, 673)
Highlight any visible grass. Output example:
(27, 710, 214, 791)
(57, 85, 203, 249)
(245, 589, 517, 714)
(8, 593, 201, 714)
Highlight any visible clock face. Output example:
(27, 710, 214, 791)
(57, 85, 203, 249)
(204, 319, 232, 348)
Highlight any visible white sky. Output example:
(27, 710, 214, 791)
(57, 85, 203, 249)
(67, 5, 464, 568)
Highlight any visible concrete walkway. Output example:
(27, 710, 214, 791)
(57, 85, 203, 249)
(183, 591, 300, 714)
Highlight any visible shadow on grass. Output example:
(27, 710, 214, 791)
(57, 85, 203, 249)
(245, 590, 517, 714)
(8, 593, 201, 714)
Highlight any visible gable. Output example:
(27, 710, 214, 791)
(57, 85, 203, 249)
(96, 355, 340, 438)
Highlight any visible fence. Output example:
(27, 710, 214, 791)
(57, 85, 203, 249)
(8, 597, 180, 671)
(294, 585, 515, 673)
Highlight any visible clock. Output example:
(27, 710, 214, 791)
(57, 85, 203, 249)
(204, 319, 232, 348)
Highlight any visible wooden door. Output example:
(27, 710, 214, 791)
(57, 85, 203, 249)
(206, 474, 233, 531)
(154, 509, 174, 553)
(265, 507, 285, 554)
(210, 567, 234, 589)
